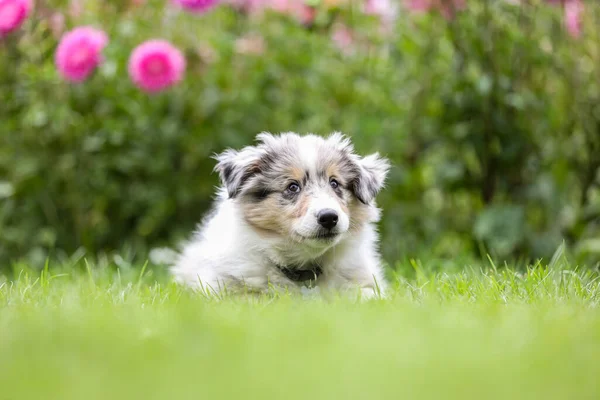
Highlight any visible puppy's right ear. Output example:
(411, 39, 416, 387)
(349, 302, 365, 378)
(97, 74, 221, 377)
(214, 147, 262, 198)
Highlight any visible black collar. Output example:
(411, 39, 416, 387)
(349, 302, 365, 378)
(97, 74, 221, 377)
(278, 265, 323, 283)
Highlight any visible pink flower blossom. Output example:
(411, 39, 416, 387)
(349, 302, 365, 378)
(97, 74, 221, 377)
(128, 40, 186, 93)
(365, 0, 399, 21)
(171, 0, 219, 13)
(0, 0, 33, 36)
(406, 0, 466, 19)
(295, 4, 316, 25)
(255, 0, 316, 24)
(55, 26, 108, 83)
(405, 0, 429, 12)
(331, 24, 354, 55)
(564, 0, 583, 38)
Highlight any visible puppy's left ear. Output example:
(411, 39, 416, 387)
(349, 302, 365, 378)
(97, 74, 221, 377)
(352, 153, 390, 204)
(214, 147, 262, 198)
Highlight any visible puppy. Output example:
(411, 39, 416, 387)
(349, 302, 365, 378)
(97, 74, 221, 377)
(171, 132, 389, 298)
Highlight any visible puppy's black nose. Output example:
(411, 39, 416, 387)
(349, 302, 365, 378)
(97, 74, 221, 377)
(317, 209, 338, 230)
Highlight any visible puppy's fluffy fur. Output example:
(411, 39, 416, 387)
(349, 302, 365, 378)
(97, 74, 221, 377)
(171, 132, 389, 297)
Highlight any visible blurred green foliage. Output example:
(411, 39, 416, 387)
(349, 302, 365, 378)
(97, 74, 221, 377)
(1, 0, 599, 268)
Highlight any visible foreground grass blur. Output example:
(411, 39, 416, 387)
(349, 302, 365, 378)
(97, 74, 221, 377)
(1, 259, 599, 400)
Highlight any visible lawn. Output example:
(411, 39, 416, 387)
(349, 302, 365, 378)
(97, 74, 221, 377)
(1, 256, 599, 400)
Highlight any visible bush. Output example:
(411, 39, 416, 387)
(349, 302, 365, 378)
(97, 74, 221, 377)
(0, 0, 599, 268)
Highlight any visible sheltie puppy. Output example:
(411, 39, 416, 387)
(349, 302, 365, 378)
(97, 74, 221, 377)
(171, 132, 389, 298)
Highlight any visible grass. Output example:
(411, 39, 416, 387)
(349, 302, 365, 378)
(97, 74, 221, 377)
(1, 256, 600, 400)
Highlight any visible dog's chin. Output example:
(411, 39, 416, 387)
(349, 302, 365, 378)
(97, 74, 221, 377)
(292, 231, 343, 248)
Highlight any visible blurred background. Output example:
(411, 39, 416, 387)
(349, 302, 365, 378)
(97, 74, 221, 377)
(1, 0, 599, 271)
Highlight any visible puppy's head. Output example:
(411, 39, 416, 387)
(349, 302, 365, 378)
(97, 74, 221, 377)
(215, 132, 389, 248)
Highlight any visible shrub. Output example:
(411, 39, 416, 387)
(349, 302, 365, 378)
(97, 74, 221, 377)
(0, 0, 598, 268)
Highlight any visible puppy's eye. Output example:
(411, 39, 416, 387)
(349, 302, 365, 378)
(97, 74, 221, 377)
(287, 182, 301, 193)
(330, 179, 340, 190)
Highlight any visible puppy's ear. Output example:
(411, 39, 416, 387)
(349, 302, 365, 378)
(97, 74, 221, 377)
(351, 153, 390, 204)
(214, 147, 263, 198)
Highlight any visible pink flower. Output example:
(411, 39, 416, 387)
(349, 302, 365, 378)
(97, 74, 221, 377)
(0, 0, 33, 36)
(296, 4, 316, 25)
(406, 0, 466, 19)
(55, 26, 108, 83)
(405, 0, 430, 12)
(270, 0, 315, 24)
(331, 24, 354, 55)
(439, 0, 465, 19)
(128, 40, 186, 93)
(365, 0, 399, 21)
(564, 0, 583, 38)
(171, 0, 219, 13)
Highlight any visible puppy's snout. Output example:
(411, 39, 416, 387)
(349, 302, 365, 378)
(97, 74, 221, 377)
(317, 209, 338, 230)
